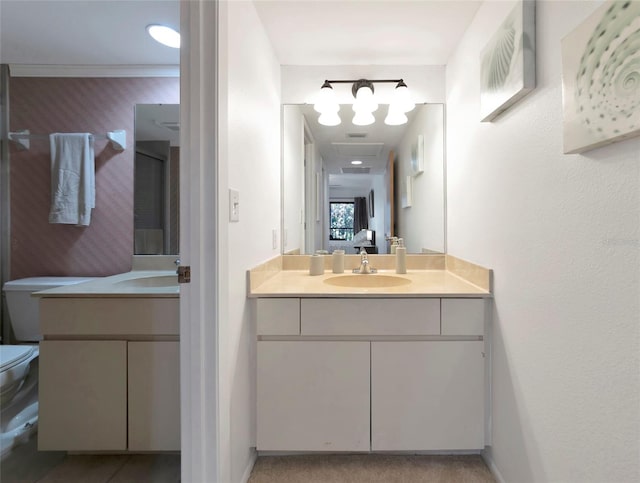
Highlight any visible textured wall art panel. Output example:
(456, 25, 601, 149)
(561, 0, 640, 154)
(9, 77, 179, 279)
(479, 0, 536, 122)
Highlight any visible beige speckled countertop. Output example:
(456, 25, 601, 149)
(33, 270, 179, 298)
(248, 254, 492, 298)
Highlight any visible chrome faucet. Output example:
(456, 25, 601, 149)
(353, 248, 376, 274)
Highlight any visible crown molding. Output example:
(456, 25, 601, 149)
(8, 64, 180, 78)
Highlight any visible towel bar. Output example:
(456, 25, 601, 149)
(7, 129, 127, 151)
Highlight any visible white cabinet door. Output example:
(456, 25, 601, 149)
(128, 341, 180, 451)
(257, 341, 370, 451)
(371, 341, 485, 451)
(39, 340, 127, 451)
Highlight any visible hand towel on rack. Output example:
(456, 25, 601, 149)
(48, 133, 95, 226)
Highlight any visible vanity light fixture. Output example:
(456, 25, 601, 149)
(313, 78, 414, 127)
(146, 24, 181, 49)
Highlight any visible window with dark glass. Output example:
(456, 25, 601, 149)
(329, 202, 354, 240)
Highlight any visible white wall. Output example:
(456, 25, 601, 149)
(446, 1, 640, 482)
(218, 1, 281, 481)
(395, 104, 445, 253)
(282, 105, 304, 254)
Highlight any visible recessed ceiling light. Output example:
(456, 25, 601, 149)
(351, 160, 363, 165)
(147, 24, 181, 49)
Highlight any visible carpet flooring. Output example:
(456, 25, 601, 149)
(248, 454, 496, 483)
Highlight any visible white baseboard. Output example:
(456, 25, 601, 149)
(482, 447, 506, 483)
(240, 449, 258, 483)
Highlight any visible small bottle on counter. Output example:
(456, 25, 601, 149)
(390, 237, 399, 254)
(395, 238, 406, 274)
(309, 254, 324, 276)
(332, 249, 345, 274)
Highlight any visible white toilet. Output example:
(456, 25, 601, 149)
(0, 277, 96, 458)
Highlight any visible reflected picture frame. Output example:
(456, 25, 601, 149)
(411, 134, 424, 175)
(401, 176, 412, 209)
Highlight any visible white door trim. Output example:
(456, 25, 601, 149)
(179, 1, 220, 481)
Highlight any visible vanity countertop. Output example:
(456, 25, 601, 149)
(249, 269, 490, 298)
(33, 270, 179, 298)
(248, 254, 492, 298)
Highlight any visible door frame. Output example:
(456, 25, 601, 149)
(179, 1, 220, 481)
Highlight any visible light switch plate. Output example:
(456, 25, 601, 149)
(229, 189, 239, 222)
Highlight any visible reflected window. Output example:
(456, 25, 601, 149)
(329, 202, 354, 241)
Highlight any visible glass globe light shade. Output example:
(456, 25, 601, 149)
(318, 112, 341, 126)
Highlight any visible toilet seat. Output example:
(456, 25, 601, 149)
(1, 346, 37, 372)
(0, 346, 38, 400)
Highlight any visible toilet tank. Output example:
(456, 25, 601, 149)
(3, 277, 98, 342)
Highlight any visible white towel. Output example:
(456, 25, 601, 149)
(48, 133, 95, 226)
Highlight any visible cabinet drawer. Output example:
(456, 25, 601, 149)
(301, 299, 440, 336)
(256, 299, 300, 335)
(441, 299, 485, 335)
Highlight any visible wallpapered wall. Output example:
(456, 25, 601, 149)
(9, 77, 179, 279)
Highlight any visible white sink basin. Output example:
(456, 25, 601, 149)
(115, 275, 178, 288)
(323, 274, 411, 288)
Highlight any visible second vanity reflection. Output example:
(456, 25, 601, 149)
(282, 103, 445, 256)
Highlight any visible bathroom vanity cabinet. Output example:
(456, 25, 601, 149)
(256, 297, 488, 452)
(38, 297, 180, 452)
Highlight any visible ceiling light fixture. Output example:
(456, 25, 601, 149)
(313, 78, 414, 127)
(351, 160, 363, 165)
(146, 24, 181, 49)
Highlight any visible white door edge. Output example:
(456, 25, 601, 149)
(179, 1, 220, 481)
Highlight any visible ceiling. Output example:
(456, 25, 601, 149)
(0, 0, 481, 67)
(254, 0, 482, 65)
(0, 0, 180, 65)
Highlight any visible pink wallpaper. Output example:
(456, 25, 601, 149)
(9, 77, 179, 279)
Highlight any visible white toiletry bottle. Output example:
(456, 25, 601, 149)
(390, 237, 399, 254)
(332, 249, 345, 274)
(395, 238, 406, 274)
(309, 254, 324, 276)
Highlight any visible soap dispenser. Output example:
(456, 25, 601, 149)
(395, 238, 406, 274)
(389, 237, 399, 254)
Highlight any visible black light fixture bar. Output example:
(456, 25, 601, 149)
(322, 78, 406, 98)
(323, 79, 404, 84)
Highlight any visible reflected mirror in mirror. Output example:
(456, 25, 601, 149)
(282, 103, 445, 255)
(134, 104, 180, 255)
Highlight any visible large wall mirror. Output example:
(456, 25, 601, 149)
(282, 103, 445, 255)
(134, 104, 180, 255)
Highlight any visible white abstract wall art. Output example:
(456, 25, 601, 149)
(561, 0, 640, 154)
(480, 0, 536, 122)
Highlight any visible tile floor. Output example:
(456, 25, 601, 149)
(0, 437, 180, 483)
